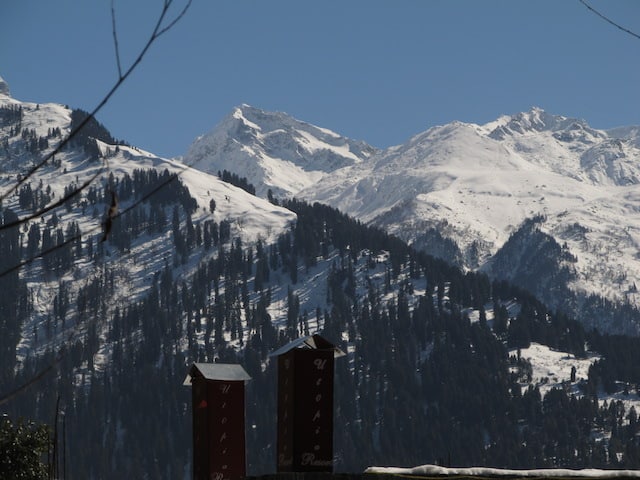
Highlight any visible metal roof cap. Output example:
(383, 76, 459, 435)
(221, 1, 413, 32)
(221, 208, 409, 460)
(183, 363, 251, 386)
(269, 333, 346, 358)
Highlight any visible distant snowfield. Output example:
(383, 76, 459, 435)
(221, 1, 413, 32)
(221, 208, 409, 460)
(512, 343, 640, 417)
(514, 343, 597, 396)
(366, 464, 640, 478)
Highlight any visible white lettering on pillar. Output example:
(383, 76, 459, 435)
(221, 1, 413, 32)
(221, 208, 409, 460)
(314, 358, 327, 370)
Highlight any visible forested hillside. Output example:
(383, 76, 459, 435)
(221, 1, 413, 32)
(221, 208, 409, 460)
(5, 187, 640, 477)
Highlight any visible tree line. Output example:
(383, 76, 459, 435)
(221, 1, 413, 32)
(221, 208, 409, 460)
(5, 177, 640, 476)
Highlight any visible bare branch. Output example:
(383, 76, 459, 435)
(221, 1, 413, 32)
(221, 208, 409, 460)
(0, 0, 192, 232)
(111, 0, 123, 79)
(578, 0, 640, 41)
(157, 0, 193, 38)
(0, 357, 61, 407)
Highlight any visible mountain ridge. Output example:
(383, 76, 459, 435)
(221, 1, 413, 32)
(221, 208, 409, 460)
(184, 103, 377, 199)
(187, 103, 640, 333)
(0, 88, 298, 368)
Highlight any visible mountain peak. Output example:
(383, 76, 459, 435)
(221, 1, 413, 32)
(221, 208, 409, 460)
(0, 75, 10, 96)
(488, 107, 596, 140)
(515, 106, 570, 129)
(231, 104, 265, 131)
(505, 107, 567, 132)
(185, 105, 377, 198)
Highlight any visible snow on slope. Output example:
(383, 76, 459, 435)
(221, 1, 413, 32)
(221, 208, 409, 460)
(182, 104, 377, 198)
(0, 95, 295, 248)
(0, 86, 296, 367)
(0, 84, 71, 148)
(0, 75, 10, 96)
(305, 107, 640, 245)
(609, 125, 640, 149)
(513, 343, 597, 395)
(182, 104, 640, 332)
(15, 142, 296, 364)
(514, 343, 640, 420)
(294, 108, 640, 331)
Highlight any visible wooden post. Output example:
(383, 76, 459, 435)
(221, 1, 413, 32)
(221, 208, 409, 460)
(185, 363, 250, 480)
(273, 335, 344, 473)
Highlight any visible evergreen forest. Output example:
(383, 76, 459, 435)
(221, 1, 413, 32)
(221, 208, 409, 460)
(4, 172, 640, 478)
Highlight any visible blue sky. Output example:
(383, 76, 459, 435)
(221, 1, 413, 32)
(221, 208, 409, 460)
(1, 0, 639, 158)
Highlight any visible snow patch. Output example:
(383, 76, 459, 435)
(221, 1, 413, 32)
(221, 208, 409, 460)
(0, 75, 10, 96)
(367, 464, 640, 478)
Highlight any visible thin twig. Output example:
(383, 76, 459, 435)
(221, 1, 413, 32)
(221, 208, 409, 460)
(111, 0, 123, 79)
(0, 0, 192, 231)
(578, 0, 640, 41)
(157, 0, 193, 37)
(0, 353, 62, 407)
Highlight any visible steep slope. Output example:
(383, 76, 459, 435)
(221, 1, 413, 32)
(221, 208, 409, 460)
(187, 105, 640, 333)
(336, 111, 640, 333)
(306, 107, 640, 252)
(183, 104, 377, 198)
(0, 83, 297, 371)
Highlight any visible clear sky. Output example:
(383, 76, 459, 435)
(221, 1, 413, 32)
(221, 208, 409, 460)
(1, 0, 639, 158)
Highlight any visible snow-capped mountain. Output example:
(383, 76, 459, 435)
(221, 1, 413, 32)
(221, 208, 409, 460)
(183, 104, 377, 198)
(189, 105, 640, 333)
(0, 81, 296, 366)
(0, 82, 296, 245)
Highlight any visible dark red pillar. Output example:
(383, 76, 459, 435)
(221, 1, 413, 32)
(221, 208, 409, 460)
(185, 363, 250, 480)
(273, 335, 344, 473)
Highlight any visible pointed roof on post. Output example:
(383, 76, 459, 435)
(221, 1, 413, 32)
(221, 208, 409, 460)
(269, 333, 346, 358)
(183, 363, 251, 386)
